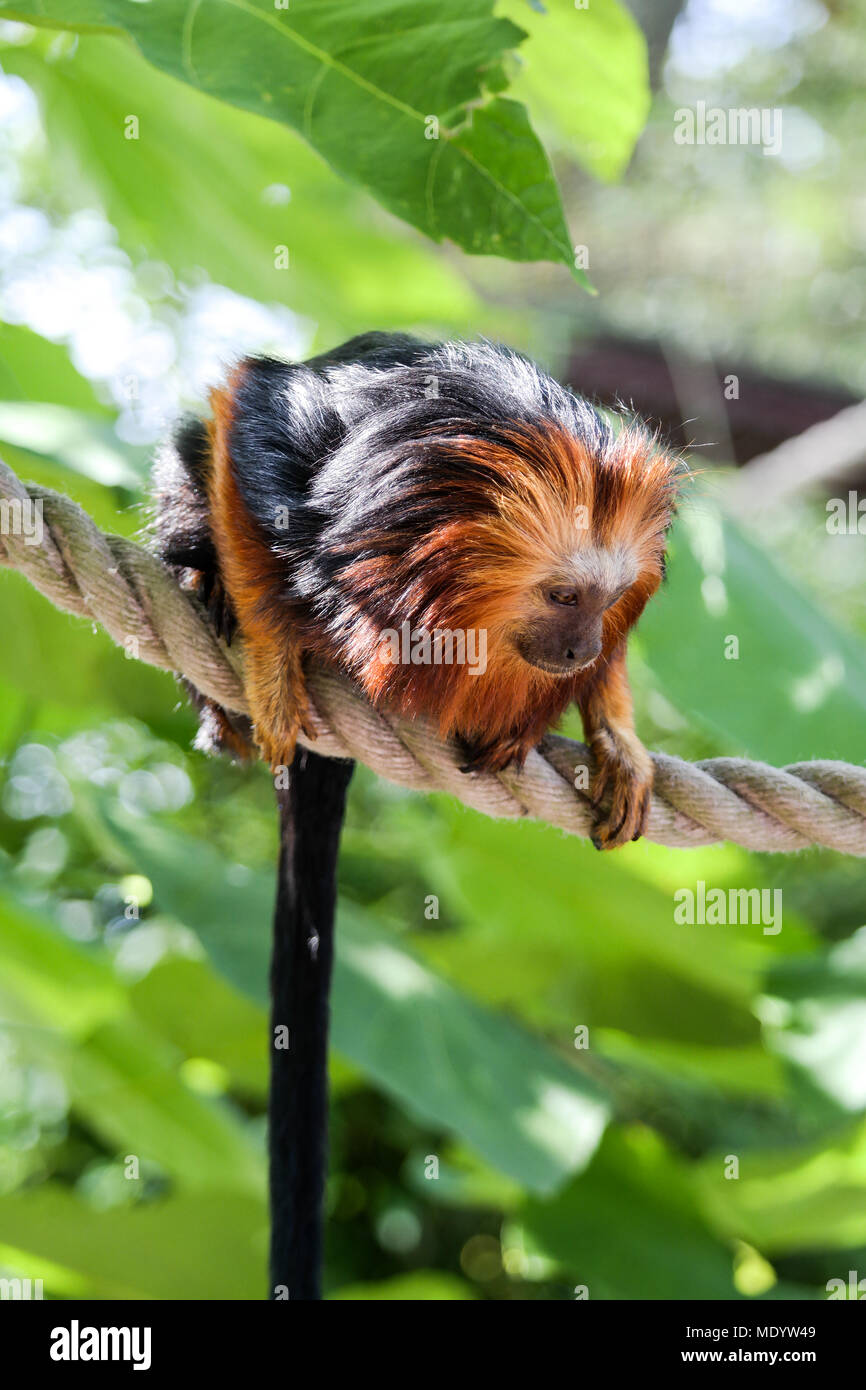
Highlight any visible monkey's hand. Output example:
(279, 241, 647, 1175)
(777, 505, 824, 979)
(587, 723, 653, 850)
(577, 646, 652, 850)
(456, 726, 539, 774)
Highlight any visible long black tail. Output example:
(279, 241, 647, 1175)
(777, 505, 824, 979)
(269, 747, 355, 1300)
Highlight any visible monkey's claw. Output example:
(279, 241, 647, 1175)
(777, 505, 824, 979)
(456, 731, 533, 774)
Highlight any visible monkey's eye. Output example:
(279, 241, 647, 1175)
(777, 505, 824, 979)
(547, 587, 579, 606)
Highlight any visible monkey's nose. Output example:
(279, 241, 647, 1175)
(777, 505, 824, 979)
(564, 637, 601, 668)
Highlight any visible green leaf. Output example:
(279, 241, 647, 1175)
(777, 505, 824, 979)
(0, 1186, 266, 1299)
(93, 806, 610, 1193)
(0, 568, 196, 739)
(1, 31, 489, 341)
(333, 901, 608, 1193)
(129, 956, 268, 1099)
(411, 803, 777, 1048)
(0, 322, 110, 412)
(0, 885, 123, 1037)
(497, 0, 651, 181)
(0, 889, 264, 1196)
(402, 1144, 524, 1209)
(329, 1270, 477, 1299)
(521, 1126, 819, 1297)
(0, 402, 143, 488)
(763, 931, 866, 1114)
(520, 1127, 742, 1299)
(639, 503, 866, 764)
(697, 1117, 866, 1255)
(596, 1029, 787, 1100)
(2, 0, 579, 276)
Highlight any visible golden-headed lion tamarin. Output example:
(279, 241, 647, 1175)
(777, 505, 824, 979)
(155, 331, 678, 850)
(153, 332, 679, 1299)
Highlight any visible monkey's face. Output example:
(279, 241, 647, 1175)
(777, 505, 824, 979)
(509, 546, 640, 677)
(338, 422, 676, 740)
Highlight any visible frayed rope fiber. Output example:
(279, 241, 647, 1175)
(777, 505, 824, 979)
(2, 457, 865, 855)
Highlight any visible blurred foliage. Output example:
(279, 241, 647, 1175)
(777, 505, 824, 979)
(0, 0, 864, 1303)
(544, 0, 866, 394)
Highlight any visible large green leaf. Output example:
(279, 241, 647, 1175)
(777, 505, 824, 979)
(405, 801, 796, 1047)
(520, 1128, 743, 1300)
(519, 1126, 817, 1299)
(333, 901, 607, 1193)
(639, 503, 866, 764)
(1, 31, 488, 342)
(338, 781, 822, 1128)
(697, 1117, 866, 1255)
(92, 806, 610, 1193)
(1, 0, 580, 276)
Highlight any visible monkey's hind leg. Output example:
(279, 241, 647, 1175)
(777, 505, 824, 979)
(241, 620, 318, 774)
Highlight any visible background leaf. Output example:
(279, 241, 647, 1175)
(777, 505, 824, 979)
(1, 0, 579, 274)
(94, 806, 611, 1193)
(639, 503, 866, 764)
(520, 1128, 743, 1300)
(0, 323, 111, 412)
(0, 889, 264, 1196)
(0, 1187, 266, 1299)
(0, 31, 488, 342)
(498, 0, 650, 181)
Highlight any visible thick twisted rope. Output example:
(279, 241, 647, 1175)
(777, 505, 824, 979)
(2, 458, 865, 855)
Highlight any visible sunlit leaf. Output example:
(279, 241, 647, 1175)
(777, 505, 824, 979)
(329, 1269, 477, 1300)
(1, 31, 489, 342)
(0, 322, 110, 412)
(640, 502, 866, 764)
(697, 1117, 866, 1255)
(497, 0, 650, 181)
(0, 402, 143, 487)
(1, 0, 579, 275)
(0, 1186, 266, 1299)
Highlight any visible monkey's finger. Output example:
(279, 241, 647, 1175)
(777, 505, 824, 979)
(605, 800, 632, 847)
(594, 778, 649, 850)
(632, 785, 652, 841)
(590, 764, 613, 809)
